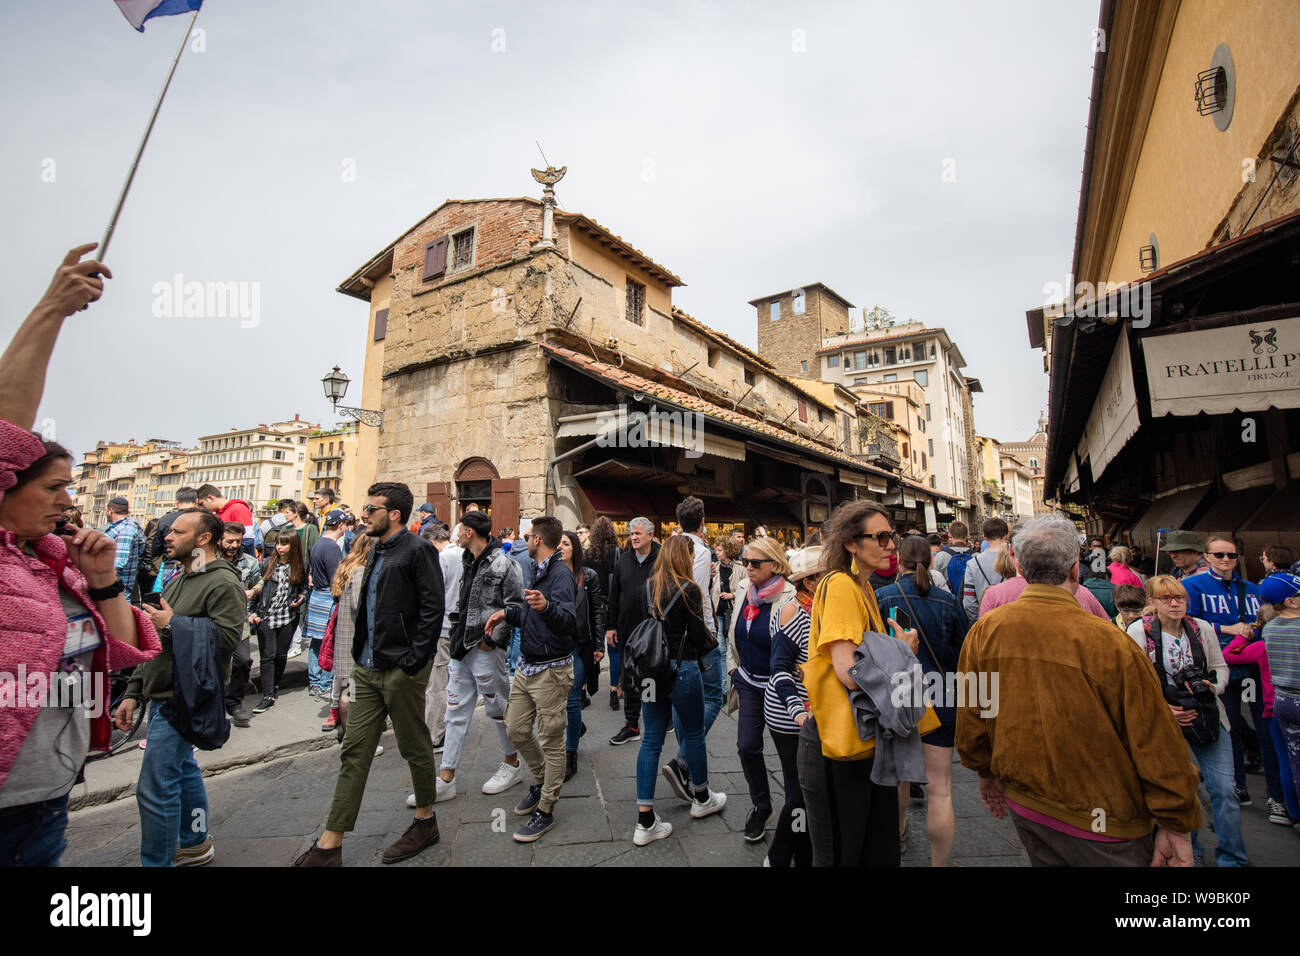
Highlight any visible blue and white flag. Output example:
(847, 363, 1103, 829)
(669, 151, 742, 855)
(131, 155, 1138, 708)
(114, 0, 203, 32)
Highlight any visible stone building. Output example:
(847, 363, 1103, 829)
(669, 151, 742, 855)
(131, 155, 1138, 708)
(336, 183, 959, 539)
(747, 287, 983, 524)
(998, 412, 1049, 516)
(188, 417, 317, 512)
(306, 422, 361, 507)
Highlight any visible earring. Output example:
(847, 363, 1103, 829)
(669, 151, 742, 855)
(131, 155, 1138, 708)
(850, 557, 859, 576)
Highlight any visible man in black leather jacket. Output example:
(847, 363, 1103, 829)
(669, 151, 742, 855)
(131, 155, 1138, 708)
(295, 482, 445, 867)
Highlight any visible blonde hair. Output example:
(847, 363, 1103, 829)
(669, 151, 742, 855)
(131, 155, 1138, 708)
(332, 533, 376, 597)
(1143, 574, 1188, 616)
(1109, 545, 1130, 566)
(994, 547, 1017, 579)
(743, 536, 791, 578)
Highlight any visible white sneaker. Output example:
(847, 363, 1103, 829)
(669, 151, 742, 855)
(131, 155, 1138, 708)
(633, 816, 673, 846)
(287, 641, 303, 659)
(374, 745, 384, 757)
(690, 789, 727, 819)
(405, 778, 454, 808)
(482, 760, 524, 795)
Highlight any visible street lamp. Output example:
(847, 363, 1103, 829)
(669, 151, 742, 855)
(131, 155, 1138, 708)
(321, 366, 384, 430)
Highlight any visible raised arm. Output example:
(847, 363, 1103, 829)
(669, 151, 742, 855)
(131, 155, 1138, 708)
(0, 244, 110, 428)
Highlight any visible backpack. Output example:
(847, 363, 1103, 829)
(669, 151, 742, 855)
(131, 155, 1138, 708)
(622, 583, 689, 704)
(944, 549, 974, 595)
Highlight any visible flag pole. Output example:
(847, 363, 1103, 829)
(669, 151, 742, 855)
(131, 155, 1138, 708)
(97, 7, 201, 265)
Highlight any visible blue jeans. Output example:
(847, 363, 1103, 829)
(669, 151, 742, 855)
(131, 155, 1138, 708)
(637, 661, 709, 805)
(137, 700, 210, 867)
(508, 629, 521, 674)
(307, 638, 332, 692)
(1188, 731, 1248, 867)
(673, 645, 723, 772)
(1267, 714, 1300, 820)
(0, 794, 69, 867)
(607, 640, 621, 689)
(1223, 675, 1264, 790)
(566, 653, 587, 751)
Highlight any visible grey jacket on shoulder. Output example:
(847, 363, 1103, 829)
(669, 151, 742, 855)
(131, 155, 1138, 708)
(846, 632, 928, 787)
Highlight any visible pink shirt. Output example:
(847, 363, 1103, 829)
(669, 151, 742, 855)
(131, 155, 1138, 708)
(979, 575, 1111, 620)
(1005, 798, 1130, 842)
(1108, 563, 1144, 589)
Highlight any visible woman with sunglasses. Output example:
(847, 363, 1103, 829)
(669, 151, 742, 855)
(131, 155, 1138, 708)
(723, 536, 797, 844)
(797, 501, 919, 866)
(1180, 534, 1263, 805)
(875, 535, 968, 866)
(1126, 576, 1246, 866)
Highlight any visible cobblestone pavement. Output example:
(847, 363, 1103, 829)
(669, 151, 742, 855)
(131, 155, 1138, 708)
(63, 667, 1300, 867)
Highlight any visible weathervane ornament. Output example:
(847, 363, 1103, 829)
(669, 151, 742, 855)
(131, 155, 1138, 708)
(531, 165, 566, 251)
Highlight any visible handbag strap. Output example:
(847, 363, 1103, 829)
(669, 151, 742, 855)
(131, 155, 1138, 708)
(895, 581, 943, 671)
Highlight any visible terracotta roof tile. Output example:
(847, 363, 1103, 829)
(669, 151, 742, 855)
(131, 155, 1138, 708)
(540, 343, 944, 498)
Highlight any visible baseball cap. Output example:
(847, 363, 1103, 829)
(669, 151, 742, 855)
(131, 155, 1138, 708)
(324, 508, 348, 528)
(417, 503, 435, 514)
(1259, 572, 1300, 605)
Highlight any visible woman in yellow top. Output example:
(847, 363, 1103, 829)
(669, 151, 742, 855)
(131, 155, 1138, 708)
(797, 500, 919, 867)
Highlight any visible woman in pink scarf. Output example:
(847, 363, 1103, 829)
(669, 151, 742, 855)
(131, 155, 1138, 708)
(0, 243, 160, 866)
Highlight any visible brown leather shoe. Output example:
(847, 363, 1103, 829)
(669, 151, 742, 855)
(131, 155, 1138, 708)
(382, 814, 439, 863)
(292, 841, 342, 867)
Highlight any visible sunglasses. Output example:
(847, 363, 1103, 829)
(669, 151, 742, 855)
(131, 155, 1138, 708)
(741, 557, 772, 568)
(361, 505, 390, 515)
(855, 530, 899, 548)
(1209, 552, 1238, 560)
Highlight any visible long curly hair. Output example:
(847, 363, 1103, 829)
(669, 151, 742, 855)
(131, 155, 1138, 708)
(586, 515, 619, 564)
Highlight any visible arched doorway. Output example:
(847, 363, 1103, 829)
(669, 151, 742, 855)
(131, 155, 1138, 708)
(456, 457, 500, 519)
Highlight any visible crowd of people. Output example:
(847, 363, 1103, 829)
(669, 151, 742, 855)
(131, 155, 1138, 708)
(3, 245, 1300, 870)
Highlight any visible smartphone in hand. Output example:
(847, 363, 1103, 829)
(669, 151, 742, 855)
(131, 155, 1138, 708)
(888, 606, 912, 632)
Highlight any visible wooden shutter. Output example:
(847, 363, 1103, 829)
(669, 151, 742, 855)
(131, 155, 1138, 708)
(423, 235, 449, 281)
(491, 478, 520, 535)
(797, 398, 807, 422)
(373, 308, 389, 342)
(426, 482, 450, 525)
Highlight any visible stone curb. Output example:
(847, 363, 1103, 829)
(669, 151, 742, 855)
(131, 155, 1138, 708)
(70, 735, 338, 812)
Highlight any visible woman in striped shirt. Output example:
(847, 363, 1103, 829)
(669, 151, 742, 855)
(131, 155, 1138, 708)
(763, 546, 825, 867)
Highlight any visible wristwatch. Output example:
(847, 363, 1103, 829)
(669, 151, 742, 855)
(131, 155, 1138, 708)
(87, 579, 125, 601)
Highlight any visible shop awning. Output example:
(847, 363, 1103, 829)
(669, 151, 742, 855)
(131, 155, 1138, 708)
(556, 409, 747, 461)
(1128, 484, 1212, 553)
(579, 486, 660, 518)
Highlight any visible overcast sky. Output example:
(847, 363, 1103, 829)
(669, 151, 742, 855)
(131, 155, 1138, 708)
(0, 0, 1098, 467)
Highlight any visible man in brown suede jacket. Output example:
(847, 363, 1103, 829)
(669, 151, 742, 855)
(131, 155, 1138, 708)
(956, 514, 1201, 866)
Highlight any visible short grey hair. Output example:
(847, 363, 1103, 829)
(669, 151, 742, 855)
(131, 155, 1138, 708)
(1011, 515, 1081, 585)
(1108, 545, 1130, 565)
(628, 516, 653, 533)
